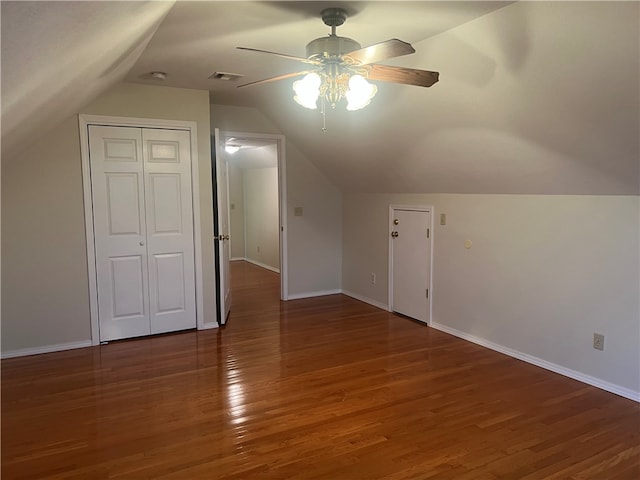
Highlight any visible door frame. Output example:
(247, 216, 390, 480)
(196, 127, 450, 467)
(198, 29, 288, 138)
(388, 204, 434, 325)
(79, 114, 204, 345)
(215, 130, 288, 301)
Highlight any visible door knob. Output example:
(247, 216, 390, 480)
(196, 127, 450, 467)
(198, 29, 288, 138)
(391, 231, 399, 238)
(139, 241, 145, 246)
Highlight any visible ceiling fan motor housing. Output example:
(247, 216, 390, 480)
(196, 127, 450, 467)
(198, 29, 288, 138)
(306, 7, 360, 61)
(306, 36, 361, 60)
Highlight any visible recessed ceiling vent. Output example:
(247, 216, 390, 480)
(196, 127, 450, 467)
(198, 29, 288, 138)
(209, 72, 244, 81)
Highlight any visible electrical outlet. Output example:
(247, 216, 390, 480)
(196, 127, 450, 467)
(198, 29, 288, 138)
(593, 333, 605, 351)
(370, 273, 376, 285)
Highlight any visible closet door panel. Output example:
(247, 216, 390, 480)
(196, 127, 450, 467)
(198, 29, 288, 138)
(89, 126, 151, 341)
(143, 128, 196, 334)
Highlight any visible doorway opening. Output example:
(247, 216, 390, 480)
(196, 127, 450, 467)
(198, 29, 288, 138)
(213, 130, 288, 325)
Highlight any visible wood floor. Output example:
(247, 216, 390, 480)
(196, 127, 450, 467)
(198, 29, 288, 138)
(2, 261, 639, 479)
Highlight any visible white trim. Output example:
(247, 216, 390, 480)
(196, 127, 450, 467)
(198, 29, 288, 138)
(244, 258, 280, 274)
(242, 167, 248, 260)
(388, 204, 434, 325)
(199, 322, 219, 330)
(188, 124, 205, 333)
(342, 290, 391, 311)
(231, 257, 245, 262)
(287, 289, 342, 300)
(78, 114, 204, 341)
(78, 118, 100, 345)
(431, 322, 640, 403)
(278, 137, 288, 301)
(1, 340, 93, 359)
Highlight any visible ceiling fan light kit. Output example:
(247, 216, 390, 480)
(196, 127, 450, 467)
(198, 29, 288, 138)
(293, 72, 377, 111)
(237, 7, 439, 119)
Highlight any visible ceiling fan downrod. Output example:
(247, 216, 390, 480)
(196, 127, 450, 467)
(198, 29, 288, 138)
(307, 8, 360, 60)
(321, 8, 347, 36)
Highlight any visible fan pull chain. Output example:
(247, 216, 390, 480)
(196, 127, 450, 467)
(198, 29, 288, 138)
(321, 96, 327, 132)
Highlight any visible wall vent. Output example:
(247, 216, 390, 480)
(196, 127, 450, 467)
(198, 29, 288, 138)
(209, 72, 244, 81)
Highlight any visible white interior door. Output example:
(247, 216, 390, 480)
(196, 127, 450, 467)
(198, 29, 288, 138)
(390, 208, 432, 324)
(90, 126, 150, 340)
(214, 129, 231, 324)
(89, 125, 196, 341)
(143, 128, 196, 334)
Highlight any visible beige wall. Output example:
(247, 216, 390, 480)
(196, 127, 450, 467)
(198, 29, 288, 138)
(228, 163, 245, 260)
(2, 116, 93, 350)
(2, 83, 214, 353)
(211, 104, 342, 297)
(245, 167, 280, 271)
(342, 193, 640, 397)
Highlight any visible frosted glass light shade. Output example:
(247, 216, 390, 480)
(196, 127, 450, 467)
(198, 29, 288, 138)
(293, 73, 321, 109)
(345, 75, 377, 111)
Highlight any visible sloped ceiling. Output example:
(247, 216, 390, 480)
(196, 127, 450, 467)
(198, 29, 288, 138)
(1, 1, 174, 157)
(2, 1, 638, 194)
(253, 1, 639, 194)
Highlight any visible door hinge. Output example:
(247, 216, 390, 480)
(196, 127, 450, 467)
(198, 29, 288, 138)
(427, 228, 430, 238)
(426, 289, 429, 299)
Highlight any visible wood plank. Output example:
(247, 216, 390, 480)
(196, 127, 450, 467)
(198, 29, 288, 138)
(2, 261, 639, 479)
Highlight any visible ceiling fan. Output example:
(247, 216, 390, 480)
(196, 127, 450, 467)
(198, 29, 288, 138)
(236, 7, 439, 112)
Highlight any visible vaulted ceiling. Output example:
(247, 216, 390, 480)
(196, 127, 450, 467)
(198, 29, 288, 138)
(2, 1, 638, 194)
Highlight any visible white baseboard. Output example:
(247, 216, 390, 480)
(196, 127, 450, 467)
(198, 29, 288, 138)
(244, 258, 280, 274)
(1, 340, 93, 359)
(341, 290, 390, 311)
(199, 322, 219, 330)
(431, 322, 640, 403)
(230, 257, 244, 262)
(287, 289, 342, 300)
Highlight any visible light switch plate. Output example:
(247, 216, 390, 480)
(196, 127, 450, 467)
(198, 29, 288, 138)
(294, 207, 303, 216)
(593, 333, 605, 351)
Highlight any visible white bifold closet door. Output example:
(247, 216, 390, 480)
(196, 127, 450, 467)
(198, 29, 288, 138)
(89, 125, 196, 341)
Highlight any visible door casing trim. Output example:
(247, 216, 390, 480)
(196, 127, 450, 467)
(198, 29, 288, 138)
(79, 114, 204, 345)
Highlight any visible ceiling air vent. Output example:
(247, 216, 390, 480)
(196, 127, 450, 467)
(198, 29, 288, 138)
(209, 72, 244, 81)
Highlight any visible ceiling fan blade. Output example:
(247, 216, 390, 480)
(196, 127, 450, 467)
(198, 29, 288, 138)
(237, 70, 318, 88)
(237, 47, 322, 66)
(367, 64, 439, 88)
(344, 39, 415, 65)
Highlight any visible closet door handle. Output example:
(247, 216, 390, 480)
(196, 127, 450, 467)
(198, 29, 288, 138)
(139, 241, 145, 246)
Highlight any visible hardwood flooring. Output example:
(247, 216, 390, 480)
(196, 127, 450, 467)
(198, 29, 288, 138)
(2, 261, 639, 479)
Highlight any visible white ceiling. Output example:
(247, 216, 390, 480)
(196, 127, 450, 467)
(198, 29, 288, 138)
(226, 144, 278, 169)
(223, 134, 278, 169)
(1, 0, 174, 157)
(2, 1, 638, 194)
(125, 1, 510, 106)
